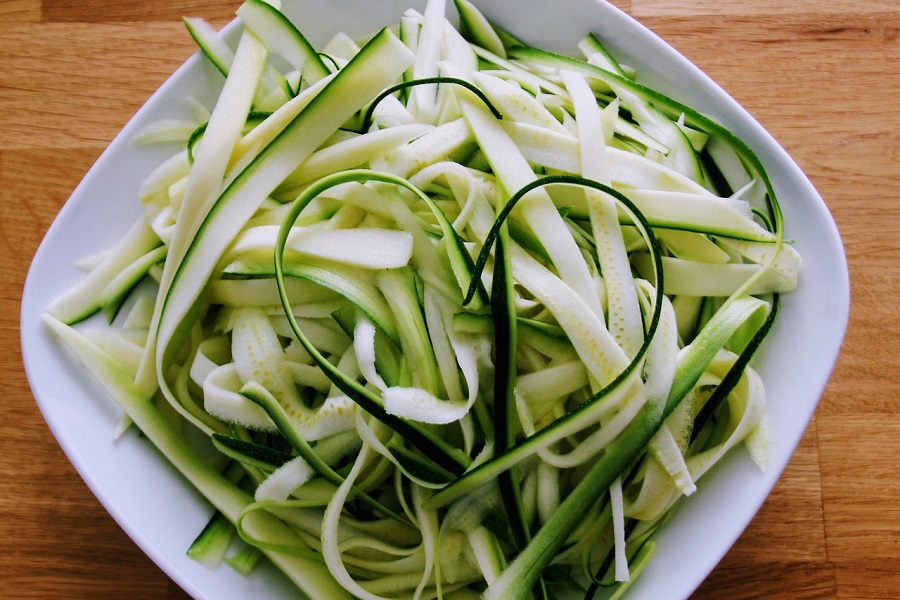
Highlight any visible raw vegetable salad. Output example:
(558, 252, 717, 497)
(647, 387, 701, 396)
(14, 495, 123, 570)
(42, 0, 800, 598)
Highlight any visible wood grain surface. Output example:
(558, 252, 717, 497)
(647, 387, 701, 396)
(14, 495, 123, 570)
(2, 0, 898, 598)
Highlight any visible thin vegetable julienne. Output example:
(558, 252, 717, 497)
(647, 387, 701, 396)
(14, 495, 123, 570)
(42, 0, 797, 598)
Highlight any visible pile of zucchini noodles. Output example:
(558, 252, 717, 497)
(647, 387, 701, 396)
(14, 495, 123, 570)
(43, 0, 800, 598)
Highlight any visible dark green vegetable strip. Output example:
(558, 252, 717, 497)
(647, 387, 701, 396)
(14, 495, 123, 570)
(491, 224, 528, 545)
(465, 175, 655, 306)
(699, 148, 734, 197)
(586, 540, 657, 599)
(359, 76, 503, 132)
(386, 439, 457, 485)
(492, 224, 549, 599)
(664, 297, 770, 419)
(691, 294, 779, 443)
(212, 433, 294, 470)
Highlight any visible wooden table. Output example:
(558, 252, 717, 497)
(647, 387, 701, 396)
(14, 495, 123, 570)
(1, 0, 897, 597)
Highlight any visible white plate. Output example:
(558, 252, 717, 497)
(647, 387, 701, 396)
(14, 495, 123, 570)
(21, 1, 850, 598)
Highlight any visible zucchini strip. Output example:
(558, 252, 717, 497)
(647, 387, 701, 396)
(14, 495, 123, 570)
(236, 0, 330, 83)
(183, 17, 233, 77)
(47, 218, 161, 324)
(360, 76, 503, 132)
(150, 29, 416, 436)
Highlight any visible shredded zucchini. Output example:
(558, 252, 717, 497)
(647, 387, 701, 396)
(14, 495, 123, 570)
(43, 1, 799, 598)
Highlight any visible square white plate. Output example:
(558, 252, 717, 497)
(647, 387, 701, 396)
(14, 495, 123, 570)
(21, 1, 849, 598)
